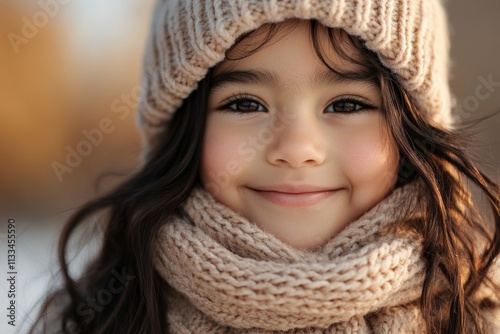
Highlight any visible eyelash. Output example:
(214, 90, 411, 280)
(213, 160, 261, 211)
(325, 95, 377, 114)
(217, 94, 376, 115)
(217, 94, 268, 114)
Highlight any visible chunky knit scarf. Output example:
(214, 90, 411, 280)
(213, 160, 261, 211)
(154, 184, 428, 333)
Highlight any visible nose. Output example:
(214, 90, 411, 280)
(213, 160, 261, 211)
(265, 111, 326, 168)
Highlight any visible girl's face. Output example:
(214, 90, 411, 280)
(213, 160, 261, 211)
(200, 21, 399, 250)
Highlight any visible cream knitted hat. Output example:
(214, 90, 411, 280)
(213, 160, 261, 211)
(137, 0, 451, 157)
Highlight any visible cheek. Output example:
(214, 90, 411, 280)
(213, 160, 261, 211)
(201, 133, 236, 176)
(339, 124, 399, 192)
(201, 132, 235, 184)
(199, 118, 249, 196)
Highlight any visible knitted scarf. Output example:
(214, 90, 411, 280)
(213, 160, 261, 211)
(154, 184, 428, 333)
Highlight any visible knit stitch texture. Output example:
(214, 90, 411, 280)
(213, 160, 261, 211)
(138, 0, 451, 158)
(154, 183, 429, 333)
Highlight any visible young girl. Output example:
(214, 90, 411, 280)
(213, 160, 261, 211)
(34, 0, 500, 333)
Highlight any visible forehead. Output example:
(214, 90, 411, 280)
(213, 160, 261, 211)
(212, 20, 376, 91)
(215, 20, 366, 76)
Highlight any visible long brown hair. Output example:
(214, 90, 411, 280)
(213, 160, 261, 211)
(32, 20, 499, 334)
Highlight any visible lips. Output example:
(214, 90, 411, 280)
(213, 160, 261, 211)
(248, 184, 340, 207)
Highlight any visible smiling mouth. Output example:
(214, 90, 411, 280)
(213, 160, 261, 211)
(248, 185, 340, 207)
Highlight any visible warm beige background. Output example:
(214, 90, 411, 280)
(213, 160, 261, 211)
(0, 0, 498, 332)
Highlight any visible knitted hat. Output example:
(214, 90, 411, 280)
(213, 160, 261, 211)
(137, 0, 451, 158)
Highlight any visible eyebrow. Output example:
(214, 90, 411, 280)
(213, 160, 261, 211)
(210, 68, 377, 90)
(211, 69, 280, 90)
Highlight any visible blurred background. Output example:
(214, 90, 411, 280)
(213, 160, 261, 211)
(0, 0, 154, 332)
(0, 0, 499, 332)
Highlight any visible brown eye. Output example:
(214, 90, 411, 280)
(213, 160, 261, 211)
(220, 97, 267, 113)
(325, 98, 374, 114)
